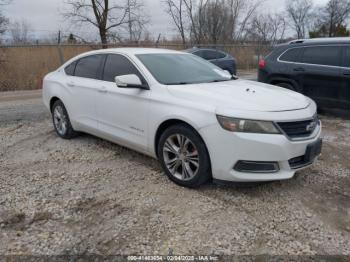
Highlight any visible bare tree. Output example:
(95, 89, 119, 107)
(0, 14, 8, 36)
(10, 20, 31, 44)
(247, 13, 286, 45)
(202, 0, 228, 44)
(126, 0, 149, 43)
(0, 0, 11, 40)
(325, 0, 350, 37)
(170, 0, 260, 44)
(183, 0, 206, 44)
(164, 0, 187, 46)
(310, 0, 350, 37)
(286, 0, 313, 39)
(225, 0, 260, 42)
(64, 0, 147, 47)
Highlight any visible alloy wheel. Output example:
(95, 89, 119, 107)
(53, 105, 68, 136)
(162, 134, 200, 181)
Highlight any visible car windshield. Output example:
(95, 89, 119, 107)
(136, 53, 232, 85)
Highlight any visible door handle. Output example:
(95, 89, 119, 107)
(293, 67, 305, 72)
(98, 87, 108, 93)
(67, 81, 75, 87)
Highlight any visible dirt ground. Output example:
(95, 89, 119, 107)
(0, 93, 349, 256)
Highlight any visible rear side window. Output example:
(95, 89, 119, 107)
(301, 46, 340, 66)
(193, 50, 204, 58)
(75, 55, 104, 79)
(64, 61, 77, 76)
(279, 48, 301, 62)
(202, 50, 219, 60)
(103, 54, 145, 83)
(216, 51, 226, 59)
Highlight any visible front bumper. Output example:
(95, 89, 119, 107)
(199, 122, 322, 182)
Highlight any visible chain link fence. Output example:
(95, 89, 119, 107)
(0, 43, 272, 92)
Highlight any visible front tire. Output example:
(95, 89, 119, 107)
(51, 100, 78, 139)
(158, 124, 211, 188)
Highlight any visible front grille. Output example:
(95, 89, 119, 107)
(277, 117, 319, 139)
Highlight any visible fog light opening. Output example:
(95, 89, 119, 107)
(234, 161, 279, 173)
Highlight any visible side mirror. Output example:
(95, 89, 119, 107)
(115, 74, 149, 90)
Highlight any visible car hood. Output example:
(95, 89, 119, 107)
(166, 79, 310, 112)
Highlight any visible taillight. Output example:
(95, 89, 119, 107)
(258, 59, 265, 69)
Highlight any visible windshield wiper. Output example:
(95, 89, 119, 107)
(211, 79, 229, 83)
(167, 82, 189, 85)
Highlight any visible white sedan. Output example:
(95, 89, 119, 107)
(43, 48, 322, 187)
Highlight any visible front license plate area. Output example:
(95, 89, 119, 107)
(304, 139, 322, 163)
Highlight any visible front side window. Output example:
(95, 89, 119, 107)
(301, 46, 340, 67)
(216, 51, 226, 59)
(75, 55, 104, 79)
(137, 53, 231, 85)
(103, 54, 145, 83)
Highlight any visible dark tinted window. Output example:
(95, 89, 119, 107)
(279, 48, 301, 62)
(75, 55, 103, 79)
(65, 61, 77, 76)
(301, 46, 340, 66)
(103, 54, 145, 83)
(342, 46, 350, 67)
(216, 51, 226, 59)
(202, 50, 219, 60)
(193, 50, 204, 58)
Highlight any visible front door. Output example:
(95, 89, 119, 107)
(96, 54, 150, 152)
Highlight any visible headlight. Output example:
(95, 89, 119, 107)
(216, 115, 281, 134)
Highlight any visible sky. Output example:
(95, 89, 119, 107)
(2, 0, 329, 41)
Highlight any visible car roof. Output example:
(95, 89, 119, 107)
(79, 47, 186, 56)
(185, 47, 226, 53)
(277, 37, 350, 48)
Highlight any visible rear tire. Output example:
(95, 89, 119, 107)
(158, 124, 211, 188)
(51, 100, 78, 139)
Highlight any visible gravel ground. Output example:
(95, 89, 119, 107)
(0, 96, 350, 256)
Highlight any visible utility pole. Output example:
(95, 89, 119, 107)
(57, 30, 64, 65)
(58, 30, 61, 44)
(155, 33, 161, 48)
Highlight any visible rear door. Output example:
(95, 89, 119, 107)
(339, 46, 350, 109)
(277, 47, 303, 83)
(296, 46, 341, 107)
(66, 54, 105, 131)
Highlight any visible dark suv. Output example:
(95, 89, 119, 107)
(258, 38, 350, 109)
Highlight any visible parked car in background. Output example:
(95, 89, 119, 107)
(43, 48, 321, 188)
(185, 47, 237, 75)
(258, 37, 350, 110)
